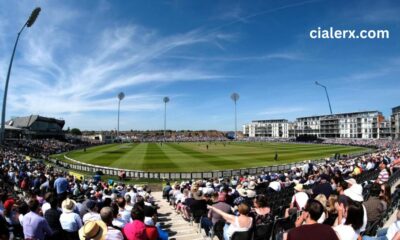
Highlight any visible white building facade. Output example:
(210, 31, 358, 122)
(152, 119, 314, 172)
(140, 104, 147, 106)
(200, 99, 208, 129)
(392, 106, 400, 140)
(244, 110, 392, 139)
(243, 119, 289, 138)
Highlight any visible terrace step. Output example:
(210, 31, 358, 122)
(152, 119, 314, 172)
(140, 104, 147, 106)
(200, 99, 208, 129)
(153, 191, 204, 240)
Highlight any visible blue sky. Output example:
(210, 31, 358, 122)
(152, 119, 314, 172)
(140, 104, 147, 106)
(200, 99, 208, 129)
(0, 0, 399, 131)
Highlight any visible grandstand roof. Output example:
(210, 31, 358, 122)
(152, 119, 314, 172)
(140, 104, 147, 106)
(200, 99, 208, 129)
(7, 115, 65, 128)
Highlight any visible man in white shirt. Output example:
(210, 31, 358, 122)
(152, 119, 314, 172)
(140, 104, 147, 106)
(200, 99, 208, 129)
(291, 184, 309, 210)
(82, 200, 101, 223)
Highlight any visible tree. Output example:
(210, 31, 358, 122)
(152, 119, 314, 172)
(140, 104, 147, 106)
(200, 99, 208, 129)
(70, 128, 82, 136)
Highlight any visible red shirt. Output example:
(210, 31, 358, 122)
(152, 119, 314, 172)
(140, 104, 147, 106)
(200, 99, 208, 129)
(287, 223, 339, 240)
(122, 220, 148, 240)
(145, 225, 159, 240)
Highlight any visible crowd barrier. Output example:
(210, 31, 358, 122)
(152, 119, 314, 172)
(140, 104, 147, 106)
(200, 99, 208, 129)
(47, 150, 373, 180)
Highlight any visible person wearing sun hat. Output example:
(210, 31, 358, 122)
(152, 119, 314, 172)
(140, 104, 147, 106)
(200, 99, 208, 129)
(79, 220, 107, 240)
(60, 198, 83, 239)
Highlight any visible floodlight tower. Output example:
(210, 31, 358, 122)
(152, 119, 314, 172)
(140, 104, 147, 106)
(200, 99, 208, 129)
(117, 92, 125, 140)
(163, 96, 170, 141)
(0, 7, 41, 144)
(231, 93, 240, 140)
(315, 81, 333, 114)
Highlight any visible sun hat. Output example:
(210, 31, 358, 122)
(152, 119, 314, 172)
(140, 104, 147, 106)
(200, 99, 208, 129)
(237, 188, 247, 197)
(345, 178, 357, 186)
(247, 181, 257, 190)
(294, 184, 304, 192)
(62, 198, 76, 213)
(344, 184, 364, 202)
(78, 220, 107, 240)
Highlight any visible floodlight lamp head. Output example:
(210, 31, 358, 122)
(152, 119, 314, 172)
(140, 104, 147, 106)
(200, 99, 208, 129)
(26, 7, 41, 27)
(163, 96, 170, 103)
(117, 92, 125, 101)
(231, 92, 240, 102)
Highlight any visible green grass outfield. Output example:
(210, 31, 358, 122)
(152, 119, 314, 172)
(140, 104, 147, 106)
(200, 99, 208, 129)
(52, 142, 370, 172)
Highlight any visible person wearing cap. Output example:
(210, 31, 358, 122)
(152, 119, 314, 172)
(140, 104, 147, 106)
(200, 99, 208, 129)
(4, 198, 22, 239)
(78, 220, 107, 240)
(291, 184, 309, 211)
(60, 198, 83, 239)
(342, 185, 368, 233)
(83, 200, 101, 223)
(23, 198, 53, 240)
(100, 207, 123, 240)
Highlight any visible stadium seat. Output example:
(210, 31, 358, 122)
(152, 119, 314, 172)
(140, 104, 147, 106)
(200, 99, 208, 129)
(231, 230, 252, 240)
(253, 223, 273, 240)
(209, 220, 225, 240)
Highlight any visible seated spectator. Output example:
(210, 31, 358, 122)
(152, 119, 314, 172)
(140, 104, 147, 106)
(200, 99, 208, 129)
(312, 174, 333, 199)
(116, 197, 131, 224)
(202, 192, 232, 235)
(333, 198, 364, 240)
(100, 206, 124, 240)
(377, 162, 389, 185)
(23, 198, 53, 240)
(122, 205, 147, 240)
(287, 199, 338, 240)
(315, 194, 328, 223)
(60, 198, 83, 240)
(208, 202, 253, 240)
(324, 194, 339, 226)
(250, 194, 273, 225)
(379, 183, 391, 210)
(364, 184, 386, 225)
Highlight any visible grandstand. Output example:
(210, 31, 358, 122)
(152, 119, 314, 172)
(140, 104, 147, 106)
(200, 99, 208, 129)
(6, 115, 65, 139)
(1, 137, 400, 240)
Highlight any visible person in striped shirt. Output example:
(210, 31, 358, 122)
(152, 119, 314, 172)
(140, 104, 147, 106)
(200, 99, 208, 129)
(377, 161, 390, 185)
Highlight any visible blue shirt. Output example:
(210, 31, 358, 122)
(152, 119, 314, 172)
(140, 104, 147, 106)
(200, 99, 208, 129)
(54, 177, 68, 194)
(23, 211, 53, 240)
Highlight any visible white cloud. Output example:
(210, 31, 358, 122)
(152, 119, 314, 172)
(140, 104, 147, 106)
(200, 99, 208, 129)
(0, 1, 232, 119)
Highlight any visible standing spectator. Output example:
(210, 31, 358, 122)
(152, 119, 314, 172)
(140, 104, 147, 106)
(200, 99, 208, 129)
(60, 198, 82, 240)
(82, 200, 101, 223)
(23, 199, 53, 240)
(44, 196, 65, 240)
(287, 199, 338, 240)
(54, 174, 68, 198)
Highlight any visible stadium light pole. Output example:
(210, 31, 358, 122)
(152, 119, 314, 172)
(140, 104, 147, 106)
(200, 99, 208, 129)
(163, 96, 170, 141)
(0, 7, 41, 145)
(117, 92, 125, 141)
(231, 93, 240, 140)
(315, 81, 333, 115)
